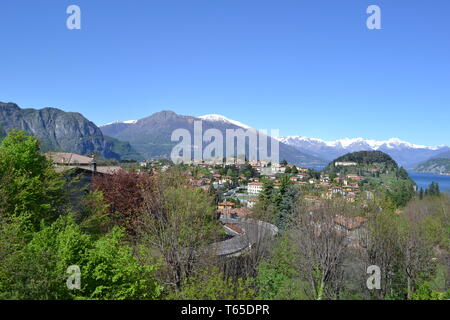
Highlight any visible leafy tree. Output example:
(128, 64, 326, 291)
(256, 236, 304, 300)
(77, 190, 112, 237)
(384, 180, 415, 209)
(0, 130, 66, 229)
(80, 227, 162, 300)
(92, 170, 156, 236)
(410, 282, 447, 300)
(0, 215, 162, 300)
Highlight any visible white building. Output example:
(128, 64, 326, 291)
(335, 161, 358, 167)
(247, 182, 264, 194)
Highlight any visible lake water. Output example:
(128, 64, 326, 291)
(408, 171, 450, 193)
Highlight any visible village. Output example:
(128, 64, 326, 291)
(45, 152, 372, 250)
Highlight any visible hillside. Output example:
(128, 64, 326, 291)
(101, 111, 328, 167)
(325, 151, 398, 172)
(322, 151, 414, 192)
(103, 136, 144, 161)
(415, 158, 450, 174)
(0, 102, 142, 161)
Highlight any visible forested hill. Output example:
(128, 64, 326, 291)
(325, 151, 399, 172)
(322, 150, 414, 191)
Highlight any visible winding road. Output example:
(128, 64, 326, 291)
(213, 215, 279, 257)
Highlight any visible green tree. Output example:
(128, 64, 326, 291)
(274, 185, 299, 230)
(81, 227, 162, 300)
(0, 130, 66, 229)
(0, 215, 162, 300)
(427, 182, 441, 197)
(410, 282, 447, 300)
(256, 236, 304, 300)
(258, 178, 275, 210)
(384, 180, 415, 209)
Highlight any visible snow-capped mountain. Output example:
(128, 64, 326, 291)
(100, 112, 448, 169)
(279, 136, 444, 151)
(198, 114, 251, 129)
(102, 120, 137, 126)
(278, 136, 450, 169)
(100, 111, 328, 167)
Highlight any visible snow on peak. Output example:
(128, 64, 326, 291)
(280, 136, 442, 150)
(279, 136, 327, 144)
(198, 114, 251, 129)
(101, 120, 137, 127)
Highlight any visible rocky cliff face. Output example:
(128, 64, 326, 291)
(0, 102, 141, 160)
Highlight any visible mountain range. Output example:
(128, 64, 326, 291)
(0, 102, 142, 161)
(103, 114, 449, 169)
(277, 136, 450, 169)
(100, 111, 327, 167)
(1, 102, 447, 169)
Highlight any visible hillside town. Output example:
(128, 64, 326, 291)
(46, 151, 377, 246)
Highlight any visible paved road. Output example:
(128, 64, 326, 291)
(213, 216, 278, 257)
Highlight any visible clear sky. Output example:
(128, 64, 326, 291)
(0, 0, 449, 145)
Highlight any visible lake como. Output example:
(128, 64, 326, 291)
(408, 171, 450, 193)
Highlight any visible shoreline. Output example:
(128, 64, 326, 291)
(412, 171, 450, 177)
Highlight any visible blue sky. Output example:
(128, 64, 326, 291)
(0, 0, 449, 145)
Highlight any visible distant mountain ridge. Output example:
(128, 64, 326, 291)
(431, 150, 450, 159)
(280, 136, 444, 150)
(415, 158, 450, 174)
(0, 102, 142, 161)
(100, 111, 327, 167)
(278, 136, 450, 169)
(101, 112, 449, 169)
